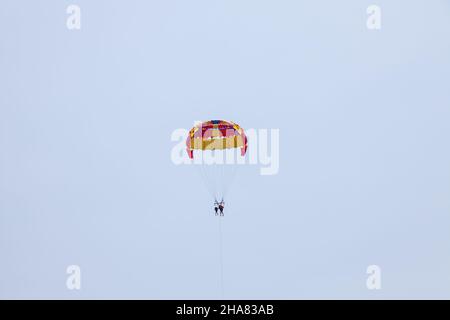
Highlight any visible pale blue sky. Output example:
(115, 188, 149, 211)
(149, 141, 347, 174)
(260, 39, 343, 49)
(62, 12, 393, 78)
(1, 0, 450, 299)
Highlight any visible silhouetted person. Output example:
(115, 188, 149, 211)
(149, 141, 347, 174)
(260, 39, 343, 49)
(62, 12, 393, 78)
(214, 201, 219, 216)
(218, 201, 225, 216)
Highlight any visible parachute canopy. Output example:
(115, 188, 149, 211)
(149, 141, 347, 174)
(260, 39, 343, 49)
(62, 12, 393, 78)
(186, 120, 248, 159)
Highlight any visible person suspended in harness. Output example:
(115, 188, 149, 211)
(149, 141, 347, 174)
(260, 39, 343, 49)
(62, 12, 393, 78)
(214, 201, 219, 216)
(218, 200, 225, 216)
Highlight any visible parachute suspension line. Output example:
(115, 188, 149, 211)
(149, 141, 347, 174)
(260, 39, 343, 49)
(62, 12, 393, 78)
(194, 149, 242, 204)
(213, 149, 221, 201)
(222, 160, 239, 200)
(197, 162, 217, 201)
(218, 216, 225, 297)
(220, 161, 225, 201)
